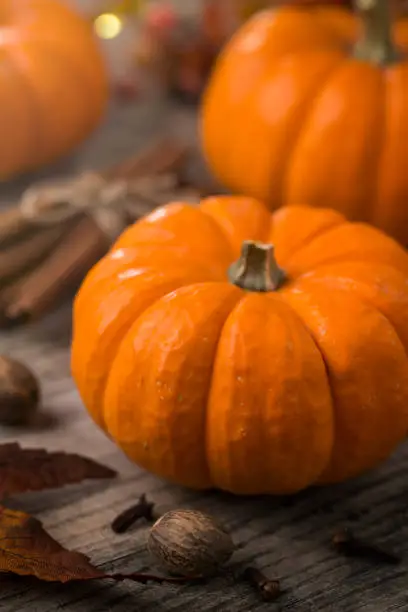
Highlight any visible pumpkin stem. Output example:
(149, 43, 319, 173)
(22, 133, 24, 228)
(228, 241, 285, 292)
(353, 0, 399, 64)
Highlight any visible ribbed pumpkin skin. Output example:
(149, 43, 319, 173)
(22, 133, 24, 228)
(71, 196, 408, 495)
(201, 5, 408, 247)
(0, 0, 108, 179)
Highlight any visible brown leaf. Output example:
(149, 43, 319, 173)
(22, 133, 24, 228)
(0, 442, 116, 499)
(0, 506, 99, 582)
(0, 506, 194, 585)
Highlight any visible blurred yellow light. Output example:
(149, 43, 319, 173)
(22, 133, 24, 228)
(94, 13, 123, 39)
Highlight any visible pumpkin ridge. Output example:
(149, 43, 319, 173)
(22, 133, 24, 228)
(284, 281, 408, 483)
(200, 201, 271, 254)
(102, 282, 242, 489)
(369, 70, 387, 222)
(273, 291, 336, 485)
(72, 267, 222, 431)
(241, 51, 345, 207)
(279, 56, 346, 204)
(287, 61, 386, 219)
(373, 64, 408, 238)
(296, 263, 408, 354)
(272, 207, 346, 267)
(81, 247, 226, 292)
(205, 292, 334, 494)
(199, 14, 282, 189)
(199, 196, 273, 258)
(279, 292, 342, 487)
(283, 221, 408, 278)
(113, 203, 234, 269)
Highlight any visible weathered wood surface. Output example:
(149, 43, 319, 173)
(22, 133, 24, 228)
(1, 100, 408, 612)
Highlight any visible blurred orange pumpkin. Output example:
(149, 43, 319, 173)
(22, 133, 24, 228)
(201, 0, 408, 246)
(0, 0, 108, 179)
(72, 196, 408, 495)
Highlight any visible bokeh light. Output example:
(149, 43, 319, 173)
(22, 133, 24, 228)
(94, 13, 124, 39)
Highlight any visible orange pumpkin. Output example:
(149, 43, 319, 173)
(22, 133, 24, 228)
(201, 0, 408, 246)
(0, 0, 108, 179)
(71, 196, 408, 495)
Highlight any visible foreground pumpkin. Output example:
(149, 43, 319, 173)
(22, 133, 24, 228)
(0, 0, 108, 179)
(71, 197, 408, 495)
(201, 0, 408, 246)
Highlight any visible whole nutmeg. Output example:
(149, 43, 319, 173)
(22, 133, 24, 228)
(0, 355, 40, 426)
(147, 508, 234, 578)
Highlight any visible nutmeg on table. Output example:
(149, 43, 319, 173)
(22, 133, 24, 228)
(0, 356, 40, 426)
(148, 509, 235, 578)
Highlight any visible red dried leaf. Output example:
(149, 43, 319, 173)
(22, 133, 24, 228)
(0, 506, 192, 585)
(0, 506, 99, 582)
(0, 442, 116, 498)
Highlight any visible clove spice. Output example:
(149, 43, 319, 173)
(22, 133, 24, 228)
(332, 527, 401, 565)
(242, 566, 282, 602)
(111, 494, 156, 534)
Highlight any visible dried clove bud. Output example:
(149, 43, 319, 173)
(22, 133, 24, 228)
(242, 566, 282, 602)
(0, 355, 40, 426)
(147, 508, 234, 578)
(332, 527, 401, 565)
(111, 494, 156, 534)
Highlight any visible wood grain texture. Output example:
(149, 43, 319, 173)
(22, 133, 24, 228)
(1, 100, 408, 611)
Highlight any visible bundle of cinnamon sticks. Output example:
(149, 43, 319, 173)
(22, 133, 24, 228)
(0, 137, 219, 329)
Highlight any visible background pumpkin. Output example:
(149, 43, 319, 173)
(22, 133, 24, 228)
(201, 0, 408, 247)
(71, 196, 408, 495)
(0, 0, 108, 179)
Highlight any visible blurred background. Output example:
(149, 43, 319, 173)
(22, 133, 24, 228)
(0, 0, 274, 327)
(2, 0, 401, 328)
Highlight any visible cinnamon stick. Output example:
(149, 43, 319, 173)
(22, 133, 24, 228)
(0, 137, 190, 327)
(102, 136, 189, 181)
(0, 218, 108, 326)
(0, 207, 33, 249)
(0, 226, 67, 287)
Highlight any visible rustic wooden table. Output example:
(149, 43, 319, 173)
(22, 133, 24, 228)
(1, 100, 408, 612)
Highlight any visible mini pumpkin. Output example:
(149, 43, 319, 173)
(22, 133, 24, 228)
(71, 196, 408, 495)
(0, 0, 108, 179)
(201, 0, 408, 246)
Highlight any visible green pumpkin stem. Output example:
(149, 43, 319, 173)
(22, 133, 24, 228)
(228, 241, 286, 292)
(353, 0, 400, 64)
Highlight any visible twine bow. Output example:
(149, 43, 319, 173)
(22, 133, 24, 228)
(18, 171, 177, 242)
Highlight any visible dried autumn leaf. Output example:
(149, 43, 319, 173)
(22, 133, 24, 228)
(0, 442, 116, 498)
(0, 506, 99, 582)
(0, 506, 193, 584)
